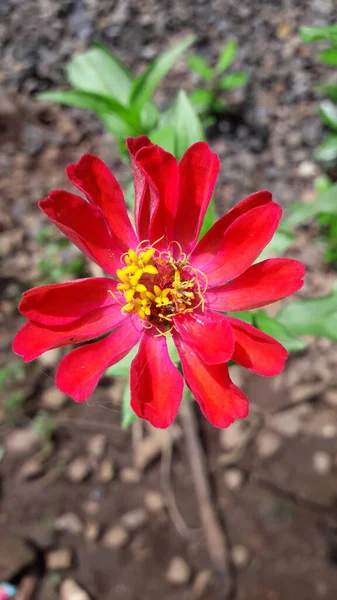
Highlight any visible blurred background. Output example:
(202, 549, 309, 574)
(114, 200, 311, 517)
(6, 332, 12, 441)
(1, 1, 337, 599)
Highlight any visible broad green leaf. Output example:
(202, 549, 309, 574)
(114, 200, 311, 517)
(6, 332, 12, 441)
(300, 24, 337, 44)
(141, 103, 159, 130)
(215, 41, 238, 74)
(319, 100, 337, 131)
(37, 90, 141, 132)
(320, 84, 337, 102)
(99, 112, 136, 141)
(130, 35, 195, 111)
(282, 183, 337, 228)
(121, 382, 138, 430)
(254, 311, 306, 352)
(199, 201, 215, 239)
(187, 54, 214, 80)
(190, 89, 214, 112)
(105, 343, 139, 378)
(258, 229, 294, 259)
(227, 311, 254, 325)
(314, 174, 333, 194)
(219, 72, 249, 90)
(66, 42, 133, 104)
(173, 91, 204, 159)
(277, 282, 337, 340)
(319, 48, 337, 66)
(166, 335, 180, 365)
(314, 134, 337, 162)
(149, 126, 176, 154)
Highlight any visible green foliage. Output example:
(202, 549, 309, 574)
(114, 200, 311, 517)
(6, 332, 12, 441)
(121, 383, 137, 430)
(301, 24, 337, 164)
(173, 90, 204, 159)
(36, 225, 85, 283)
(253, 311, 306, 352)
(38, 37, 195, 154)
(300, 24, 337, 45)
(277, 283, 337, 341)
(32, 410, 56, 440)
(187, 40, 248, 123)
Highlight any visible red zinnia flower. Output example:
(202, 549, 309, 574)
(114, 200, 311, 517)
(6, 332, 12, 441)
(13, 137, 304, 428)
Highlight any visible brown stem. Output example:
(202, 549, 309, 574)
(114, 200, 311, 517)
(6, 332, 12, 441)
(179, 399, 230, 577)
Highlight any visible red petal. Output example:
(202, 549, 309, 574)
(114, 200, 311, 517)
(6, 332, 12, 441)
(18, 277, 117, 326)
(191, 201, 282, 286)
(175, 336, 248, 428)
(130, 331, 184, 428)
(174, 142, 219, 254)
(173, 308, 233, 364)
(56, 318, 142, 401)
(228, 317, 288, 376)
(207, 258, 305, 312)
(39, 191, 121, 274)
(67, 154, 137, 251)
(127, 137, 179, 248)
(13, 303, 126, 361)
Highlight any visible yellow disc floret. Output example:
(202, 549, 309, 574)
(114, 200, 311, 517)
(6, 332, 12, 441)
(113, 240, 208, 332)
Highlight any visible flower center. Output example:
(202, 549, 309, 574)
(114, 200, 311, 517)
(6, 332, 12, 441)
(114, 241, 208, 333)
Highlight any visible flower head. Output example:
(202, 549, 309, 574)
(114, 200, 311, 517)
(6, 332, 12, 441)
(13, 137, 304, 428)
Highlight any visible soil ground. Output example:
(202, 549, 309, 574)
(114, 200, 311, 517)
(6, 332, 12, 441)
(1, 1, 337, 599)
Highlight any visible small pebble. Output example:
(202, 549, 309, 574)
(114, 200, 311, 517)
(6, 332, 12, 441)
(231, 545, 250, 568)
(84, 522, 100, 544)
(219, 421, 247, 451)
(121, 508, 148, 532)
(54, 513, 83, 535)
(60, 579, 91, 600)
(6, 428, 40, 455)
(256, 430, 282, 458)
(166, 556, 191, 586)
(46, 548, 73, 570)
(98, 458, 115, 483)
(119, 467, 141, 484)
(103, 525, 129, 549)
(67, 458, 91, 483)
(324, 389, 337, 407)
(144, 491, 165, 513)
(224, 468, 244, 491)
(87, 434, 106, 459)
(19, 458, 44, 480)
(313, 451, 332, 475)
(192, 569, 213, 599)
(41, 388, 67, 411)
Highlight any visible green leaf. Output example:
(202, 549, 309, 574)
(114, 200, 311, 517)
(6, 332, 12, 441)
(227, 311, 254, 325)
(314, 134, 337, 162)
(189, 89, 214, 112)
(187, 54, 213, 80)
(105, 343, 139, 378)
(219, 72, 248, 90)
(130, 35, 195, 111)
(314, 174, 333, 194)
(282, 183, 337, 228)
(37, 90, 141, 132)
(300, 24, 337, 44)
(121, 382, 138, 430)
(166, 335, 180, 365)
(66, 42, 133, 104)
(149, 126, 176, 154)
(319, 48, 337, 66)
(199, 201, 215, 239)
(172, 91, 204, 159)
(277, 282, 337, 340)
(215, 41, 238, 74)
(258, 229, 294, 259)
(320, 84, 337, 102)
(254, 311, 306, 352)
(319, 100, 337, 131)
(99, 112, 136, 142)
